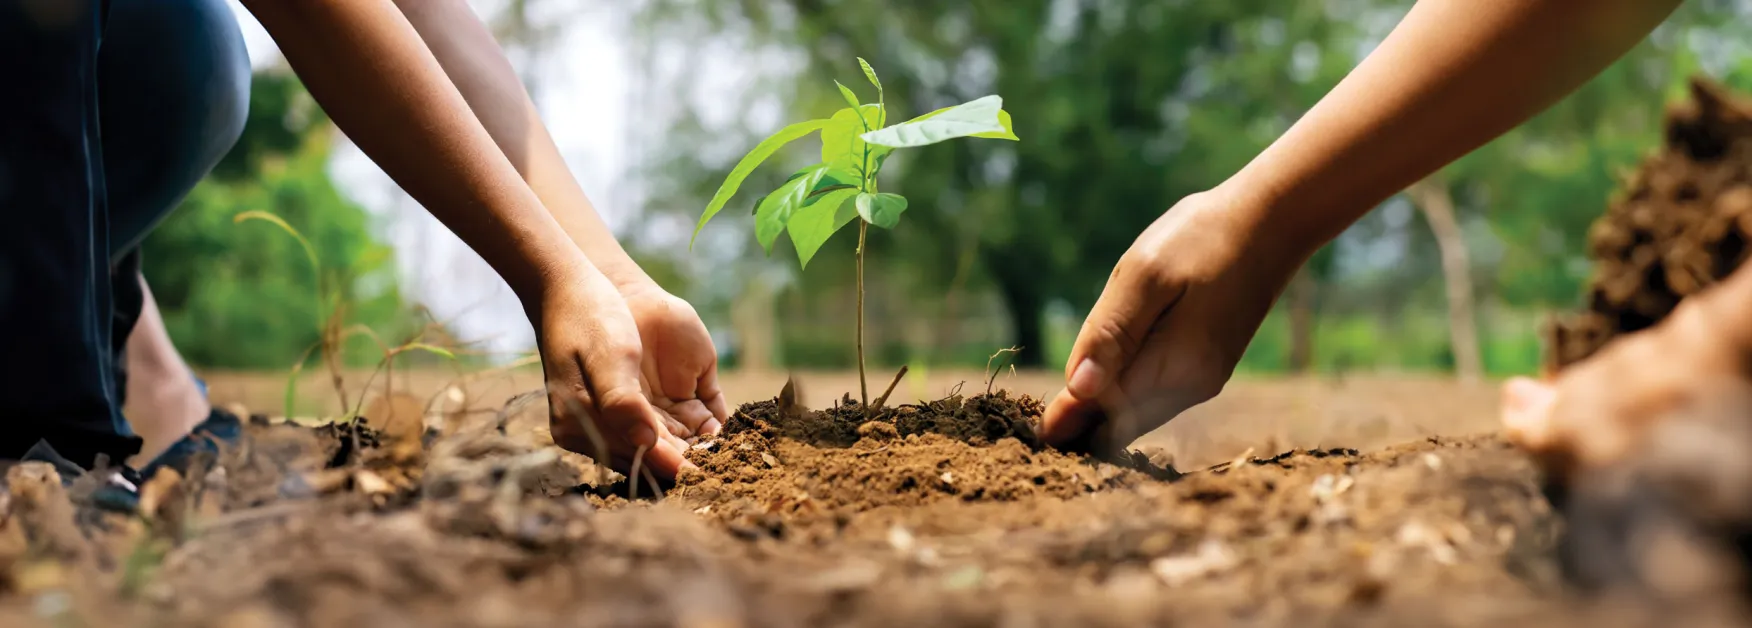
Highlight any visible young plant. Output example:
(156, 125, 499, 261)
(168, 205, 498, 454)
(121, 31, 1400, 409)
(235, 210, 455, 424)
(691, 58, 1018, 407)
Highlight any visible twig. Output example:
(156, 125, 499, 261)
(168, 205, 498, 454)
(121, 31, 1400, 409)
(640, 464, 663, 502)
(986, 346, 1022, 395)
(629, 444, 649, 501)
(421, 353, 541, 417)
(201, 502, 309, 530)
(494, 388, 547, 433)
(870, 365, 909, 413)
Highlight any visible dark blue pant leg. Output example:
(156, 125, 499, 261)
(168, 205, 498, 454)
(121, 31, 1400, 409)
(0, 0, 247, 469)
(102, 0, 251, 256)
(99, 0, 249, 411)
(0, 0, 138, 467)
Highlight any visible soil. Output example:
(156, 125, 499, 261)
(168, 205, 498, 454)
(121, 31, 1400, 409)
(1548, 79, 1752, 369)
(0, 384, 1738, 628)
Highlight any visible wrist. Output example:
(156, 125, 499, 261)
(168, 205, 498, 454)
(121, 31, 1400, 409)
(595, 256, 658, 295)
(1202, 179, 1330, 274)
(514, 246, 597, 316)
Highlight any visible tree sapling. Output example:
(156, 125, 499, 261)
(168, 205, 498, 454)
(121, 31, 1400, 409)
(691, 58, 1018, 408)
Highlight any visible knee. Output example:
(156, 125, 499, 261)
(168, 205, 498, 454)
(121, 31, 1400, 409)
(200, 0, 252, 162)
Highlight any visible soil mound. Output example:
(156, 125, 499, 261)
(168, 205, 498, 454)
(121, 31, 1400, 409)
(1548, 79, 1752, 368)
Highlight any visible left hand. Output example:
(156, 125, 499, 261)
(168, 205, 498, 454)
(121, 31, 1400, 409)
(619, 282, 731, 440)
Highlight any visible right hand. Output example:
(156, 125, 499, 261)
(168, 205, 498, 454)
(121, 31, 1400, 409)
(530, 264, 690, 478)
(1040, 188, 1307, 455)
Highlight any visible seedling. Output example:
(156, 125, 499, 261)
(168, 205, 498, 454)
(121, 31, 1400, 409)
(692, 58, 1018, 407)
(235, 210, 455, 424)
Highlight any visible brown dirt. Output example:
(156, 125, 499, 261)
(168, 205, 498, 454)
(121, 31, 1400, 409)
(0, 384, 1741, 627)
(1548, 78, 1752, 369)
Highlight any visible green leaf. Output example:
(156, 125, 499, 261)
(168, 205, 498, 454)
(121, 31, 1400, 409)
(882, 102, 1018, 142)
(752, 168, 857, 215)
(691, 118, 832, 248)
(819, 167, 862, 189)
(788, 187, 860, 268)
(821, 105, 891, 175)
(235, 210, 319, 278)
(857, 57, 882, 91)
(855, 192, 909, 229)
(755, 164, 832, 253)
(834, 80, 863, 118)
(284, 341, 321, 421)
(981, 109, 1020, 140)
(861, 95, 1007, 148)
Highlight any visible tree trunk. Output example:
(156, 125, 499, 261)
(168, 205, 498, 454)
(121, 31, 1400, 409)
(934, 231, 981, 364)
(993, 273, 1046, 368)
(1286, 267, 1317, 374)
(1407, 178, 1483, 383)
(730, 275, 777, 373)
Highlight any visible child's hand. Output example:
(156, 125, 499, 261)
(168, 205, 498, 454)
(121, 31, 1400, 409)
(620, 282, 731, 440)
(534, 266, 690, 478)
(1040, 188, 1307, 455)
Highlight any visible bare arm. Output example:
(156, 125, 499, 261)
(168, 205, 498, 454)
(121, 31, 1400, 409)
(240, 0, 695, 476)
(389, 0, 653, 291)
(239, 0, 591, 303)
(1229, 0, 1682, 256)
(1044, 0, 1683, 448)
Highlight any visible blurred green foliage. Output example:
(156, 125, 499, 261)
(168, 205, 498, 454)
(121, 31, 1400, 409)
(638, 0, 1752, 375)
(142, 73, 419, 369)
(141, 2, 1752, 380)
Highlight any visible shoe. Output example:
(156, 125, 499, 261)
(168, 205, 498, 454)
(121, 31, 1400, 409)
(137, 405, 243, 480)
(84, 405, 241, 515)
(20, 439, 145, 514)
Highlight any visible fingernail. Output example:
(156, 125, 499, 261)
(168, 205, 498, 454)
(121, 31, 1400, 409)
(701, 418, 723, 435)
(1068, 358, 1110, 398)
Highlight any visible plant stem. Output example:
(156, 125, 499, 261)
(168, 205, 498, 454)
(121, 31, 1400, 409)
(856, 221, 869, 410)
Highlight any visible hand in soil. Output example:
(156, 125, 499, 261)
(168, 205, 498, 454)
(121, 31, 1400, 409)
(621, 282, 731, 437)
(535, 270, 690, 478)
(1041, 188, 1303, 455)
(1501, 272, 1752, 484)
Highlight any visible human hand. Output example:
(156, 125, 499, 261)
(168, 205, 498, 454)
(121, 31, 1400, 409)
(1040, 188, 1308, 455)
(619, 282, 731, 440)
(1501, 279, 1752, 485)
(532, 264, 690, 478)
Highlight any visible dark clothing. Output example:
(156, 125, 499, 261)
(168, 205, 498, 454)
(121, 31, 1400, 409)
(0, 0, 249, 468)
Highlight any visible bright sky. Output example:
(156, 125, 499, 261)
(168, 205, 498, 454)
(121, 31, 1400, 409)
(225, 0, 635, 357)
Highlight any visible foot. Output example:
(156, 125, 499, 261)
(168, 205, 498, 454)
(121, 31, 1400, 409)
(19, 439, 146, 513)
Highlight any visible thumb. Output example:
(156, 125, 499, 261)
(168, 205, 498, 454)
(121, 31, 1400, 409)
(1501, 376, 1558, 453)
(1063, 262, 1184, 401)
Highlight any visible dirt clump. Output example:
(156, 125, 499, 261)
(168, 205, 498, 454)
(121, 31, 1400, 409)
(1548, 79, 1752, 368)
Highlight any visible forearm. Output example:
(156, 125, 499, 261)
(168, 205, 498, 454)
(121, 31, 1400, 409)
(390, 0, 653, 291)
(1224, 0, 1680, 255)
(241, 0, 588, 302)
